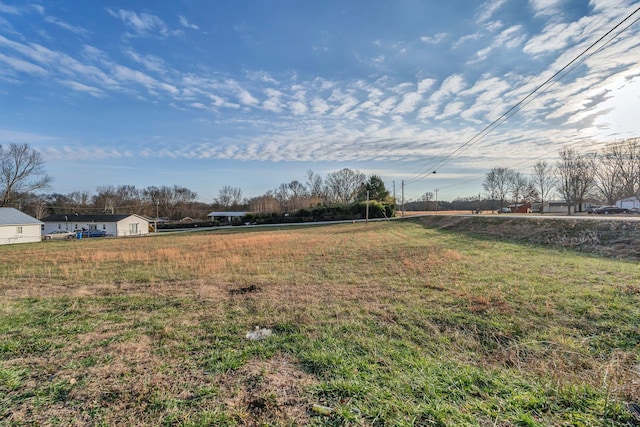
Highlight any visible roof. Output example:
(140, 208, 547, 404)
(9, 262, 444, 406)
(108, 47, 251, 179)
(207, 211, 248, 217)
(41, 213, 145, 222)
(0, 208, 43, 225)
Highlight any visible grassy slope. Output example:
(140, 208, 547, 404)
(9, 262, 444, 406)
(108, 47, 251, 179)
(0, 221, 638, 426)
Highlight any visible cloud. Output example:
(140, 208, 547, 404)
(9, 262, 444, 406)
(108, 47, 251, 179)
(473, 25, 526, 61)
(393, 92, 422, 115)
(178, 15, 199, 30)
(476, 0, 508, 24)
(430, 74, 467, 104)
(262, 88, 285, 112)
(0, 1, 20, 15)
(523, 18, 590, 55)
(0, 52, 48, 75)
(420, 32, 448, 44)
(59, 79, 105, 98)
(288, 101, 308, 115)
(529, 0, 565, 17)
(44, 16, 88, 35)
(125, 49, 168, 74)
(106, 8, 171, 38)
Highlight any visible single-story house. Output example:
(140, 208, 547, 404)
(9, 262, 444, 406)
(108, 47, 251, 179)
(539, 201, 576, 214)
(41, 214, 150, 237)
(0, 208, 43, 245)
(617, 196, 640, 210)
(207, 211, 248, 222)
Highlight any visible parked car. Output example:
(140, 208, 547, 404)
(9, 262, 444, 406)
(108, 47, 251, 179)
(499, 207, 511, 213)
(81, 229, 107, 238)
(586, 205, 600, 214)
(593, 206, 628, 214)
(43, 230, 76, 240)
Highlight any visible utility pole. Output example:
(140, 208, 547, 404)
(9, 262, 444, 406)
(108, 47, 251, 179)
(401, 180, 405, 219)
(393, 181, 396, 218)
(435, 188, 438, 213)
(365, 190, 369, 224)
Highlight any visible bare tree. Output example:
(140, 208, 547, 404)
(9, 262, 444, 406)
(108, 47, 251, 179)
(68, 191, 92, 213)
(249, 191, 281, 214)
(93, 185, 118, 214)
(0, 143, 52, 207)
(531, 160, 556, 214)
(509, 172, 529, 209)
(214, 185, 243, 209)
(324, 168, 366, 204)
(595, 138, 640, 203)
(483, 167, 514, 212)
(594, 147, 625, 205)
(287, 180, 308, 210)
(556, 148, 595, 214)
(420, 191, 434, 211)
(305, 169, 325, 200)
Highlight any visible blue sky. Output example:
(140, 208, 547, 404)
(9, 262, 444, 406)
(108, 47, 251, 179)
(1, 0, 639, 203)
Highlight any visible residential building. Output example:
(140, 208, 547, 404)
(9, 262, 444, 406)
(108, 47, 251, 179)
(0, 208, 43, 245)
(41, 214, 150, 237)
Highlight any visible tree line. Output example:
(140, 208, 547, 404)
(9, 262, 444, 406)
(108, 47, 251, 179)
(214, 169, 392, 215)
(481, 138, 640, 214)
(1, 143, 394, 220)
(4, 138, 638, 219)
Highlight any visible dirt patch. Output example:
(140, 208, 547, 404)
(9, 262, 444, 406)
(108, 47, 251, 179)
(229, 284, 262, 295)
(416, 215, 640, 260)
(216, 354, 318, 426)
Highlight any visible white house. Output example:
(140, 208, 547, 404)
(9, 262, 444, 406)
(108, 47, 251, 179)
(0, 208, 43, 245)
(617, 196, 640, 210)
(41, 214, 150, 237)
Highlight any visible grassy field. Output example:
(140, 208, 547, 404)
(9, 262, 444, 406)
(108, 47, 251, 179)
(0, 220, 639, 426)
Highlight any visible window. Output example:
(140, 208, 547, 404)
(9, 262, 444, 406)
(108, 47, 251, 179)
(16, 226, 23, 234)
(129, 223, 138, 235)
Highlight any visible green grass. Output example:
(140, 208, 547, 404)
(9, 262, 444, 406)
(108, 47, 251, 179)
(0, 220, 638, 426)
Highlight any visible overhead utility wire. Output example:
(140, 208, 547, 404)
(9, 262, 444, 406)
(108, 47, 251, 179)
(407, 5, 640, 184)
(404, 1, 628, 183)
(404, 4, 640, 186)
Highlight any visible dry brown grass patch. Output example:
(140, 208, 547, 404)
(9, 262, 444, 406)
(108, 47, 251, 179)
(216, 354, 318, 426)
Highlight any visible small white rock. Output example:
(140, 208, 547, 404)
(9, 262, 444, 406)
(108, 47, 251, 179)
(245, 326, 273, 340)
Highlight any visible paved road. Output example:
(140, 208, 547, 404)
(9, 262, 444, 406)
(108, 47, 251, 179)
(458, 213, 640, 221)
(154, 212, 640, 234)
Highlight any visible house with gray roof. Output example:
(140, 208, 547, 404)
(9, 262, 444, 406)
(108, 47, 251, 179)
(0, 208, 44, 245)
(41, 213, 150, 237)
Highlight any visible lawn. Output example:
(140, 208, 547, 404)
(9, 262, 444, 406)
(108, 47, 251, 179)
(0, 220, 638, 426)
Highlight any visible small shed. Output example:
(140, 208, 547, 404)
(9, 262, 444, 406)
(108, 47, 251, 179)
(541, 201, 575, 214)
(41, 214, 150, 237)
(0, 208, 43, 245)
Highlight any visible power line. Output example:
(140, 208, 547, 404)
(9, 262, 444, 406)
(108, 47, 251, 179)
(404, 4, 640, 186)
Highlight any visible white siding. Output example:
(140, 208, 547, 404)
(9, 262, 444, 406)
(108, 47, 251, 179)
(0, 224, 42, 245)
(42, 215, 150, 238)
(43, 221, 113, 235)
(116, 216, 150, 237)
(43, 222, 77, 234)
(617, 197, 640, 210)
